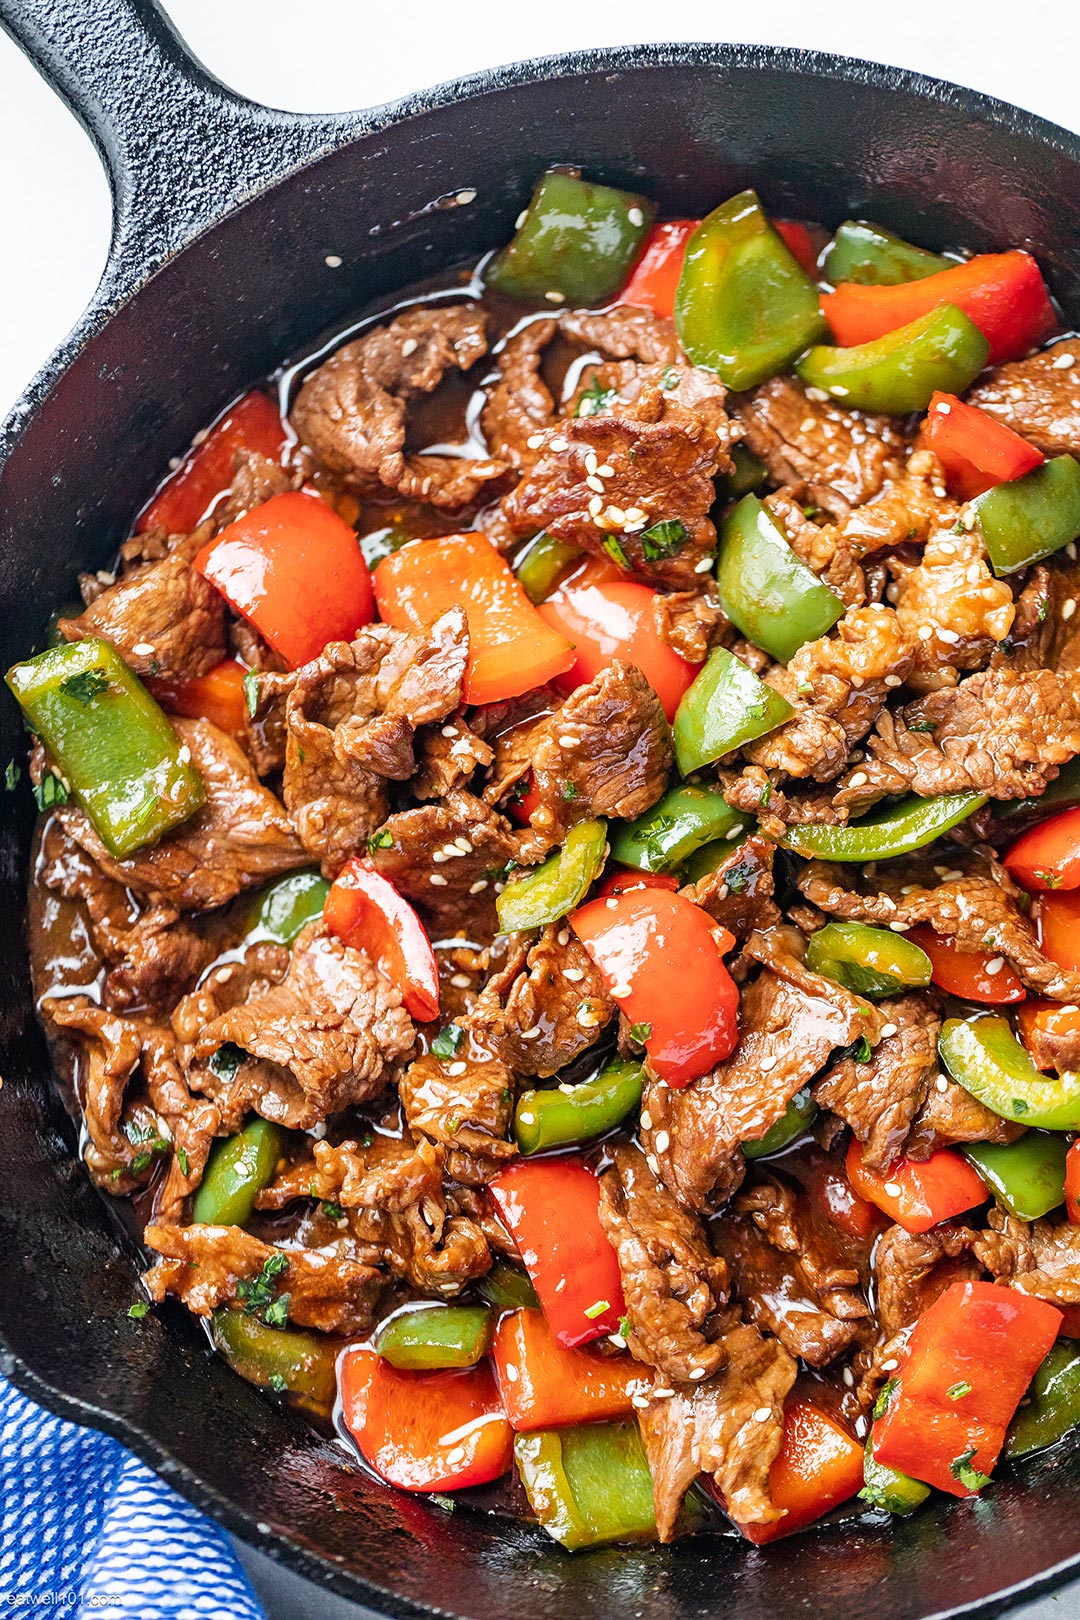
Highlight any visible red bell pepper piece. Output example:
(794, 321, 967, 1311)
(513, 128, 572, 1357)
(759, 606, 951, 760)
(727, 1397, 864, 1543)
(537, 578, 697, 723)
(146, 657, 248, 736)
(872, 1280, 1062, 1496)
(845, 1139, 987, 1234)
(1004, 806, 1080, 893)
(821, 251, 1057, 367)
(618, 219, 698, 317)
(1067, 1141, 1080, 1226)
(338, 1347, 512, 1492)
(570, 889, 738, 1088)
(135, 390, 288, 535)
(918, 391, 1045, 501)
(905, 923, 1026, 1005)
(596, 867, 680, 899)
(491, 1308, 648, 1431)
(374, 533, 574, 706)
(489, 1158, 625, 1349)
(195, 490, 374, 670)
(323, 859, 440, 1021)
(1038, 886, 1080, 974)
(773, 219, 821, 280)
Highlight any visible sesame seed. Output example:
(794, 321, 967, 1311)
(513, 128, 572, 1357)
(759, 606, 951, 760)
(848, 771, 868, 789)
(805, 386, 829, 402)
(1069, 543, 1078, 561)
(850, 674, 864, 688)
(942, 869, 964, 882)
(401, 337, 419, 357)
(918, 624, 934, 641)
(890, 921, 911, 932)
(597, 464, 615, 478)
(856, 1416, 868, 1439)
(1064, 599, 1077, 621)
(694, 555, 714, 574)
(632, 1393, 650, 1409)
(455, 836, 473, 852)
(884, 674, 903, 687)
(515, 209, 528, 228)
(449, 973, 472, 988)
(517, 1111, 535, 1125)
(753, 1407, 772, 1423)
(880, 1023, 898, 1039)
(938, 628, 961, 644)
(605, 898, 619, 911)
(557, 930, 570, 946)
(585, 450, 599, 476)
(545, 290, 566, 304)
(448, 1060, 467, 1076)
(881, 1358, 899, 1372)
(624, 507, 647, 524)
(884, 1182, 903, 1198)
(937, 1075, 949, 1093)
(549, 437, 568, 452)
(324, 253, 342, 268)
(455, 189, 477, 205)
(843, 1366, 855, 1387)
(504, 1362, 519, 1382)
(608, 1333, 628, 1349)
(1053, 351, 1077, 369)
(468, 879, 488, 894)
(95, 569, 116, 585)
(830, 384, 850, 397)
(604, 505, 626, 526)
(526, 433, 545, 450)
(654, 1130, 670, 1154)
(430, 874, 449, 887)
(132, 641, 155, 656)
(521, 1025, 542, 1040)
(628, 206, 645, 227)
(432, 850, 449, 863)
(577, 1008, 601, 1029)
(586, 475, 605, 494)
(985, 956, 1005, 975)
(640, 1110, 653, 1131)
(653, 1387, 676, 1400)
(445, 1446, 466, 1465)
(647, 1154, 661, 1176)
(441, 725, 458, 738)
(563, 967, 584, 982)
(611, 983, 632, 999)
(177, 745, 192, 764)
(725, 823, 746, 840)
(588, 494, 604, 516)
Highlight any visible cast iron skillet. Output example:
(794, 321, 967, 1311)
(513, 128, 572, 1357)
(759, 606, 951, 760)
(3, 3, 1080, 1614)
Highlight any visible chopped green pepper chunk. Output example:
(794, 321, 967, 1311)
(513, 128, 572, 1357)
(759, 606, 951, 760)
(973, 455, 1080, 576)
(610, 783, 746, 873)
(1005, 1342, 1080, 1459)
(515, 1420, 659, 1549)
(673, 645, 793, 776)
(514, 533, 582, 604)
(860, 1436, 932, 1515)
(374, 1304, 494, 1371)
(7, 638, 205, 858)
(806, 921, 933, 999)
(211, 1307, 337, 1417)
(192, 1118, 287, 1227)
(476, 1258, 539, 1311)
(940, 1016, 1080, 1131)
(742, 1087, 817, 1159)
(784, 792, 986, 862)
(821, 221, 948, 287)
(496, 818, 607, 933)
(715, 494, 844, 663)
(244, 869, 329, 945)
(674, 190, 827, 389)
(717, 441, 768, 500)
(962, 1132, 1067, 1221)
(515, 1058, 644, 1155)
(797, 304, 990, 414)
(485, 171, 655, 306)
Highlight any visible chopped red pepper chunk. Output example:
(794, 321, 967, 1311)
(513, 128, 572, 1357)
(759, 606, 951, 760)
(822, 251, 1058, 366)
(1004, 806, 1080, 893)
(492, 1308, 648, 1431)
(845, 1138, 987, 1234)
(135, 390, 287, 535)
(1038, 887, 1080, 975)
(596, 867, 680, 899)
(728, 1396, 864, 1543)
(772, 219, 821, 280)
(323, 859, 440, 1021)
(918, 390, 1045, 500)
(872, 1280, 1062, 1496)
(905, 923, 1026, 1005)
(146, 657, 248, 736)
(1067, 1140, 1080, 1226)
(537, 577, 697, 723)
(489, 1158, 625, 1349)
(618, 219, 698, 317)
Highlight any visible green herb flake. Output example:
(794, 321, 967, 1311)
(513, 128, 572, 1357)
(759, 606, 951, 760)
(583, 1299, 610, 1320)
(850, 1035, 873, 1064)
(723, 856, 755, 896)
(262, 1293, 291, 1330)
(269, 1373, 287, 1393)
(243, 671, 260, 719)
(907, 721, 937, 734)
(640, 519, 689, 562)
(177, 1147, 190, 1177)
(947, 1381, 973, 1401)
(321, 1200, 344, 1222)
(601, 535, 631, 570)
(575, 378, 617, 418)
(629, 1022, 652, 1044)
(949, 1446, 991, 1492)
(758, 780, 772, 808)
(1012, 1098, 1030, 1116)
(128, 1300, 150, 1320)
(60, 667, 109, 705)
(616, 1315, 633, 1342)
(367, 827, 394, 852)
(237, 1251, 290, 1323)
(561, 781, 579, 801)
(209, 1043, 244, 1082)
(872, 1376, 899, 1421)
(660, 365, 681, 392)
(1033, 869, 1062, 889)
(796, 679, 814, 696)
(429, 1493, 457, 1513)
(431, 1025, 465, 1061)
(4, 760, 20, 792)
(32, 772, 69, 812)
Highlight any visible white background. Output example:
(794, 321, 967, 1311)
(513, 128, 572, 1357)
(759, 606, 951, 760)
(1, 0, 1080, 419)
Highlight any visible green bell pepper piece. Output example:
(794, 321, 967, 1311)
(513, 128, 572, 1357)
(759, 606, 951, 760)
(962, 1132, 1067, 1221)
(211, 1307, 338, 1415)
(821, 221, 948, 287)
(973, 455, 1080, 576)
(997, 755, 1080, 823)
(476, 1258, 539, 1311)
(515, 1420, 659, 1549)
(1005, 1342, 1080, 1459)
(485, 171, 655, 306)
(940, 1016, 1080, 1131)
(610, 783, 746, 873)
(674, 189, 827, 390)
(715, 494, 845, 663)
(806, 921, 933, 999)
(515, 1058, 644, 1155)
(784, 791, 986, 862)
(514, 533, 582, 604)
(245, 869, 329, 945)
(718, 441, 769, 500)
(7, 637, 206, 858)
(496, 818, 607, 933)
(742, 1087, 818, 1159)
(859, 1437, 931, 1515)
(673, 645, 793, 776)
(374, 1304, 494, 1370)
(797, 304, 990, 414)
(192, 1118, 287, 1227)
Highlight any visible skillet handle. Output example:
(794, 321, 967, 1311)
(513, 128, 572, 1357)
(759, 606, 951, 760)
(0, 0, 345, 304)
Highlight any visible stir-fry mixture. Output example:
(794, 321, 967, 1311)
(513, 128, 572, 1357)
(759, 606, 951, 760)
(15, 171, 1080, 1549)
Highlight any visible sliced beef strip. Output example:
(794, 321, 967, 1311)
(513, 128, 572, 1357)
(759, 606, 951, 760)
(412, 716, 493, 801)
(797, 857, 1080, 1002)
(639, 1319, 797, 1539)
(744, 606, 914, 783)
(480, 318, 558, 469)
(965, 337, 1080, 457)
(641, 927, 885, 1210)
(213, 450, 297, 529)
(257, 1134, 444, 1217)
(43, 996, 145, 1187)
(1020, 1011, 1080, 1074)
(290, 303, 506, 508)
(717, 1171, 872, 1365)
(834, 663, 1080, 806)
(814, 992, 942, 1170)
(58, 717, 307, 911)
(733, 374, 906, 518)
(58, 524, 225, 680)
(998, 551, 1080, 676)
(893, 525, 1016, 690)
(977, 1205, 1080, 1307)
(904, 1074, 1024, 1159)
(462, 923, 615, 1078)
(398, 1051, 516, 1185)
(722, 768, 847, 837)
(652, 587, 726, 664)
(558, 306, 681, 364)
(348, 1200, 492, 1297)
(873, 1221, 985, 1338)
(598, 1144, 730, 1384)
(763, 491, 866, 610)
(139, 1024, 226, 1223)
(192, 921, 416, 1130)
(475, 683, 564, 808)
(568, 356, 738, 448)
(678, 833, 781, 941)
(280, 609, 469, 873)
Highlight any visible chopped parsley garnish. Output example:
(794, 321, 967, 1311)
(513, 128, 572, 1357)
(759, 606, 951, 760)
(243, 670, 260, 718)
(33, 772, 69, 811)
(4, 760, 20, 792)
(947, 1381, 973, 1401)
(949, 1446, 991, 1492)
(1012, 1097, 1030, 1116)
(846, 1035, 873, 1065)
(510, 778, 530, 803)
(429, 1493, 457, 1513)
(907, 721, 937, 733)
(601, 535, 631, 570)
(431, 1025, 465, 1060)
(561, 781, 579, 801)
(796, 679, 814, 696)
(758, 780, 772, 807)
(723, 855, 756, 896)
(59, 667, 109, 704)
(269, 1373, 287, 1393)
(321, 1200, 344, 1222)
(575, 378, 617, 418)
(128, 1300, 150, 1320)
(640, 519, 689, 562)
(367, 827, 394, 852)
(209, 1043, 245, 1082)
(129, 1139, 169, 1174)
(629, 1021, 652, 1044)
(583, 1299, 610, 1320)
(659, 365, 680, 391)
(177, 1147, 190, 1177)
(872, 1376, 899, 1421)
(616, 1315, 633, 1342)
(1037, 598, 1050, 623)
(237, 1251, 290, 1324)
(263, 1293, 290, 1330)
(1033, 869, 1062, 889)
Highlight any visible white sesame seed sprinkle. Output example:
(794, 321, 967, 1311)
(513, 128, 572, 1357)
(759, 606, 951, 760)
(985, 956, 1005, 975)
(605, 897, 619, 910)
(938, 628, 961, 644)
(890, 921, 911, 932)
(520, 1025, 543, 1040)
(432, 850, 449, 863)
(848, 771, 868, 789)
(640, 1110, 653, 1131)
(577, 1006, 601, 1027)
(549, 437, 568, 452)
(884, 674, 903, 688)
(753, 1407, 772, 1423)
(563, 967, 584, 982)
(760, 1055, 778, 1073)
(881, 1358, 899, 1372)
(654, 1130, 670, 1154)
(526, 433, 545, 450)
(430, 873, 449, 887)
(632, 1393, 650, 1409)
(1064, 599, 1077, 621)
(450, 973, 472, 989)
(937, 1075, 949, 1093)
(447, 1060, 467, 1076)
(588, 494, 604, 516)
(611, 983, 632, 999)
(1053, 351, 1077, 369)
(401, 337, 419, 357)
(880, 1023, 898, 1039)
(884, 1181, 903, 1198)
(132, 641, 155, 656)
(545, 289, 566, 304)
(690, 1365, 708, 1380)
(455, 189, 477, 205)
(596, 464, 615, 478)
(628, 206, 645, 228)
(586, 475, 605, 494)
(468, 879, 488, 894)
(585, 450, 599, 476)
(324, 253, 342, 268)
(694, 555, 714, 574)
(557, 930, 570, 946)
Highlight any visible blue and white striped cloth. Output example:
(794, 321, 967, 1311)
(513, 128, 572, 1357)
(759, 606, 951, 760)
(0, 1374, 264, 1618)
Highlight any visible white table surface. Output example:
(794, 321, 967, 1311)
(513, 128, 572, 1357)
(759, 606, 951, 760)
(4, 3, 1080, 1616)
